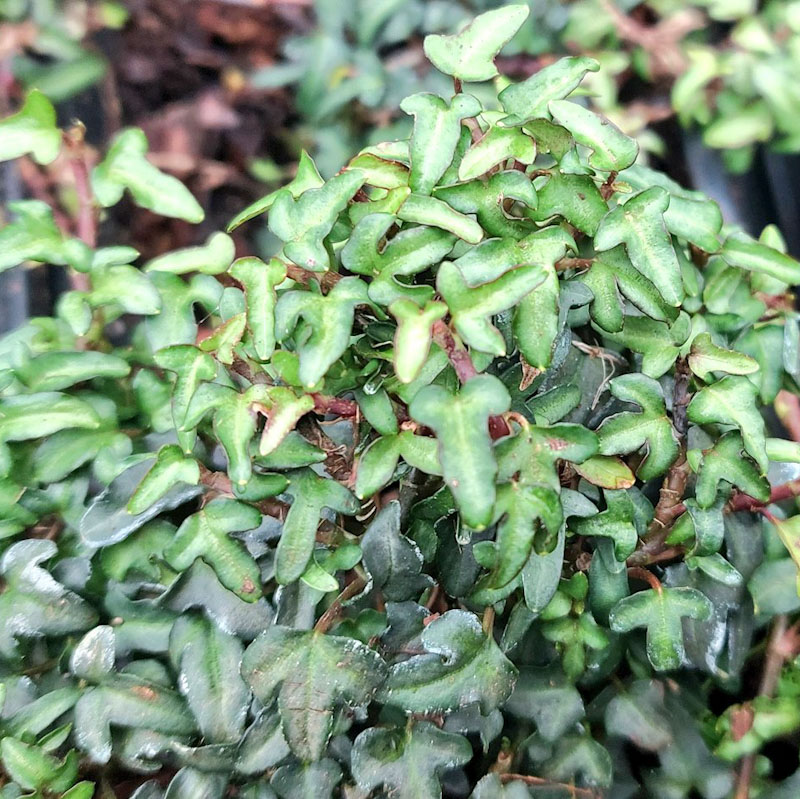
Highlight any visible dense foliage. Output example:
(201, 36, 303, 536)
(255, 0, 800, 174)
(1, 6, 800, 798)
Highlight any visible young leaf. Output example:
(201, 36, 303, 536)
(229, 257, 287, 361)
(409, 375, 511, 530)
(92, 128, 204, 222)
(423, 5, 530, 82)
(379, 610, 517, 713)
(0, 200, 90, 273)
(15, 350, 130, 392)
(688, 332, 759, 381)
(228, 150, 324, 232)
(144, 232, 235, 275)
(457, 126, 536, 182)
(687, 375, 768, 473)
(499, 56, 600, 126)
(0, 392, 100, 442)
(549, 100, 638, 172)
(352, 722, 472, 799)
(572, 489, 639, 560)
(164, 499, 263, 601)
(609, 586, 713, 671)
(241, 626, 386, 761)
(401, 93, 482, 194)
(437, 260, 546, 355)
(398, 194, 483, 244)
(595, 374, 679, 480)
(594, 187, 684, 306)
(389, 300, 448, 383)
(275, 277, 369, 387)
(722, 231, 800, 285)
(341, 213, 454, 306)
(127, 445, 200, 515)
(268, 170, 366, 270)
(276, 468, 360, 584)
(513, 263, 559, 369)
(529, 170, 608, 236)
(0, 90, 61, 165)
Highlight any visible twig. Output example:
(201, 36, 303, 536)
(627, 566, 663, 594)
(314, 575, 368, 634)
(64, 124, 96, 292)
(733, 614, 790, 799)
(499, 773, 600, 798)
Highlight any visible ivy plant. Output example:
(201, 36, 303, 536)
(2, 7, 800, 798)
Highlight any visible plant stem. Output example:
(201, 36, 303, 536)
(733, 614, 790, 799)
(626, 566, 663, 594)
(499, 774, 600, 798)
(64, 124, 96, 292)
(314, 575, 367, 634)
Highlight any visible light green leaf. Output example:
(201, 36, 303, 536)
(438, 260, 546, 355)
(596, 374, 679, 481)
(410, 375, 510, 529)
(401, 93, 482, 194)
(721, 231, 800, 284)
(92, 128, 204, 222)
(0, 90, 61, 164)
(164, 500, 263, 601)
(398, 194, 483, 244)
(688, 333, 759, 381)
(15, 350, 130, 392)
(457, 126, 536, 182)
(499, 56, 600, 126)
(572, 489, 639, 560)
(229, 257, 287, 361)
(423, 5, 530, 82)
(227, 150, 323, 231)
(595, 187, 684, 306)
(389, 299, 448, 383)
(529, 170, 607, 236)
(0, 392, 100, 442)
(127, 445, 200, 515)
(689, 431, 769, 509)
(269, 169, 366, 270)
(549, 100, 638, 172)
(276, 468, 360, 584)
(609, 586, 713, 671)
(687, 375, 768, 473)
(275, 277, 369, 387)
(144, 232, 235, 275)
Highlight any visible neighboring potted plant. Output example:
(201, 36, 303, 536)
(1, 6, 800, 797)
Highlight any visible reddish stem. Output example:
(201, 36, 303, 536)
(627, 566, 663, 594)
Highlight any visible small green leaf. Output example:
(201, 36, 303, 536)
(127, 445, 200, 515)
(228, 150, 323, 231)
(687, 375, 768, 473)
(229, 257, 287, 361)
(722, 231, 800, 284)
(595, 374, 679, 481)
(767, 516, 800, 593)
(269, 170, 366, 270)
(352, 722, 472, 799)
(457, 126, 536, 182)
(529, 170, 607, 236)
(389, 300, 448, 383)
(164, 500, 263, 601)
(499, 56, 600, 126)
(573, 455, 636, 490)
(276, 469, 360, 584)
(15, 350, 130, 392)
(595, 187, 684, 306)
(609, 586, 713, 671)
(423, 5, 530, 82)
(0, 90, 61, 165)
(549, 100, 638, 172)
(0, 392, 100, 442)
(0, 738, 79, 793)
(437, 261, 546, 355)
(688, 333, 759, 381)
(572, 489, 639, 560)
(401, 93, 482, 194)
(410, 375, 510, 529)
(398, 194, 483, 244)
(144, 232, 235, 275)
(92, 128, 204, 222)
(379, 610, 517, 714)
(275, 277, 369, 387)
(242, 626, 386, 761)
